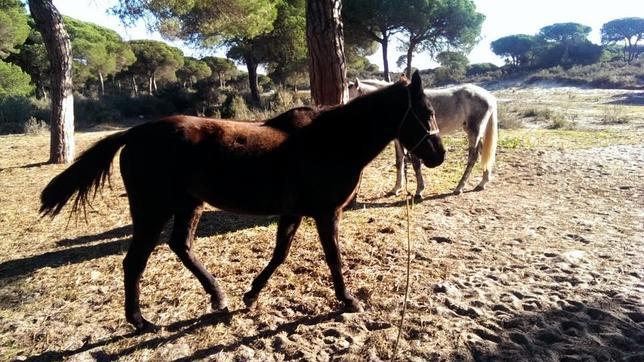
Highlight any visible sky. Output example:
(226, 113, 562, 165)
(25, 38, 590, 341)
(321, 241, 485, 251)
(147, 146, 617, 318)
(52, 0, 643, 72)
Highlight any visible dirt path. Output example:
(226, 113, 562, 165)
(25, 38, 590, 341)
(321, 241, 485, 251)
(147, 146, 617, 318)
(402, 144, 644, 360)
(2, 133, 643, 361)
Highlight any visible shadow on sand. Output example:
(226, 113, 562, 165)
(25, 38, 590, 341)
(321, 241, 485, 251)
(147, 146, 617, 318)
(23, 310, 343, 362)
(0, 210, 275, 282)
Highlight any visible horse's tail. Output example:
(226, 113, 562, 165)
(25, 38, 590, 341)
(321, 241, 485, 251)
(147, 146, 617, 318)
(40, 130, 130, 217)
(480, 104, 498, 173)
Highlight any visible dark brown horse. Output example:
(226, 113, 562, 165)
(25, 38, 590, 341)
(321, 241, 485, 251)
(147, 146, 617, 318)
(40, 71, 445, 333)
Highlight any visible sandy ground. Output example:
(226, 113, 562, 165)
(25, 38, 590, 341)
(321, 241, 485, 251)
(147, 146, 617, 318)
(1, 87, 643, 361)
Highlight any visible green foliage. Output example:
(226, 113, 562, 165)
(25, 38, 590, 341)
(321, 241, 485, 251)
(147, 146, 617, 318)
(5, 18, 50, 98)
(177, 57, 212, 87)
(264, 0, 308, 88)
(343, 0, 404, 78)
(0, 0, 29, 59)
(112, 0, 278, 45)
(491, 34, 537, 67)
(64, 16, 136, 90)
(601, 17, 644, 63)
(538, 22, 591, 44)
(202, 56, 237, 86)
(129, 40, 184, 89)
(0, 60, 33, 96)
(397, 0, 484, 72)
(345, 41, 380, 79)
(466, 62, 498, 76)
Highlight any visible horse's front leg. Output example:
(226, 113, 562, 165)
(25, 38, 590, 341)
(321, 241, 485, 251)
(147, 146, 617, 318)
(243, 215, 302, 308)
(389, 140, 405, 195)
(314, 211, 363, 313)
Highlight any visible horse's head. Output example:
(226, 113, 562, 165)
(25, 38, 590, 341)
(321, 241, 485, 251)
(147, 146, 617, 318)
(397, 71, 445, 168)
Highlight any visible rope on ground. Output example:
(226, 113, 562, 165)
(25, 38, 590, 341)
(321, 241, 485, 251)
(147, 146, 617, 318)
(391, 158, 414, 361)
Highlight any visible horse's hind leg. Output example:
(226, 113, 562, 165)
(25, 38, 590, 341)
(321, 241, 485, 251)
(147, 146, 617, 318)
(314, 211, 363, 313)
(123, 211, 169, 333)
(169, 196, 228, 312)
(410, 155, 425, 197)
(454, 137, 482, 195)
(389, 140, 405, 195)
(243, 215, 302, 308)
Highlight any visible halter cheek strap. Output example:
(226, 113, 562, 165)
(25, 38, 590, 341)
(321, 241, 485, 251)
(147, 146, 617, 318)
(398, 88, 440, 142)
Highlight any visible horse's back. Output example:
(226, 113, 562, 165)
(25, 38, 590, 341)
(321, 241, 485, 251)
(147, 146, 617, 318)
(423, 84, 496, 133)
(262, 107, 317, 133)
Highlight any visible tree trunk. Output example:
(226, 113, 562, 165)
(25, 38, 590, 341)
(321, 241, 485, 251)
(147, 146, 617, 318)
(381, 34, 391, 82)
(244, 53, 260, 103)
(405, 44, 414, 78)
(29, 0, 74, 164)
(98, 71, 105, 95)
(306, 0, 347, 106)
(132, 75, 138, 96)
(152, 73, 158, 93)
(218, 72, 224, 88)
(148, 74, 153, 94)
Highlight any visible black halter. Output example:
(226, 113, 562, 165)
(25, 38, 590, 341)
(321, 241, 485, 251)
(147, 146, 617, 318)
(398, 87, 440, 153)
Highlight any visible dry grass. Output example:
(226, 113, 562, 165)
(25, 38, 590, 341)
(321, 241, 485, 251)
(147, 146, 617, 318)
(494, 87, 644, 131)
(1, 112, 642, 360)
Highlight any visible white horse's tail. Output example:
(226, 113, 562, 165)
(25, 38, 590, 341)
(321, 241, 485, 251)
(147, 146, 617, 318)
(480, 106, 498, 173)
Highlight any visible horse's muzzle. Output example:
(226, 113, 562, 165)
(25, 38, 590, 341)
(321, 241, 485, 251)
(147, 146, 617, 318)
(423, 151, 445, 168)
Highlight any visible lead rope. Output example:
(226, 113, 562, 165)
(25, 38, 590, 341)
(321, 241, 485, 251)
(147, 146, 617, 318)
(391, 177, 413, 361)
(391, 90, 415, 361)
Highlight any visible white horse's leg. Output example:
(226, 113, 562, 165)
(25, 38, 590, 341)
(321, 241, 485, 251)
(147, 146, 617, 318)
(475, 109, 498, 191)
(410, 155, 425, 197)
(454, 137, 481, 195)
(475, 169, 491, 191)
(389, 140, 405, 195)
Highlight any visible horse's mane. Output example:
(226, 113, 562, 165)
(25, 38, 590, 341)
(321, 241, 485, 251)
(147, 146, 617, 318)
(262, 106, 319, 133)
(263, 81, 406, 133)
(315, 81, 407, 124)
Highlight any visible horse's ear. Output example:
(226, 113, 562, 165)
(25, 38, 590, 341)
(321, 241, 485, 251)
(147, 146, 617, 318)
(399, 74, 410, 85)
(409, 70, 423, 98)
(355, 78, 360, 88)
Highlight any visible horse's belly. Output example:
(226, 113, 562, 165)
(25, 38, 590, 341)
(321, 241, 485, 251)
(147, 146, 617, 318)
(190, 161, 290, 215)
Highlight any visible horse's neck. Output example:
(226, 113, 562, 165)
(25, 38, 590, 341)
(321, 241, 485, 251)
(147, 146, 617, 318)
(306, 91, 403, 168)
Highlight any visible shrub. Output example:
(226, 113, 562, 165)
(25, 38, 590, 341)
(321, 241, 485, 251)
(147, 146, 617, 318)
(600, 106, 630, 124)
(548, 114, 576, 130)
(74, 93, 122, 125)
(220, 93, 251, 120)
(265, 88, 303, 112)
(23, 116, 49, 135)
(497, 104, 523, 129)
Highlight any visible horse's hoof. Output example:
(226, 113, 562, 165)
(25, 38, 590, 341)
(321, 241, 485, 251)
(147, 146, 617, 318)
(342, 300, 364, 313)
(388, 189, 402, 196)
(213, 306, 230, 315)
(242, 292, 258, 308)
(211, 296, 228, 313)
(134, 319, 160, 335)
(453, 188, 463, 195)
(474, 184, 486, 192)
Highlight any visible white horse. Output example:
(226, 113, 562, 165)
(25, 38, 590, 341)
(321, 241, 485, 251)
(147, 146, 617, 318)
(349, 78, 498, 196)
